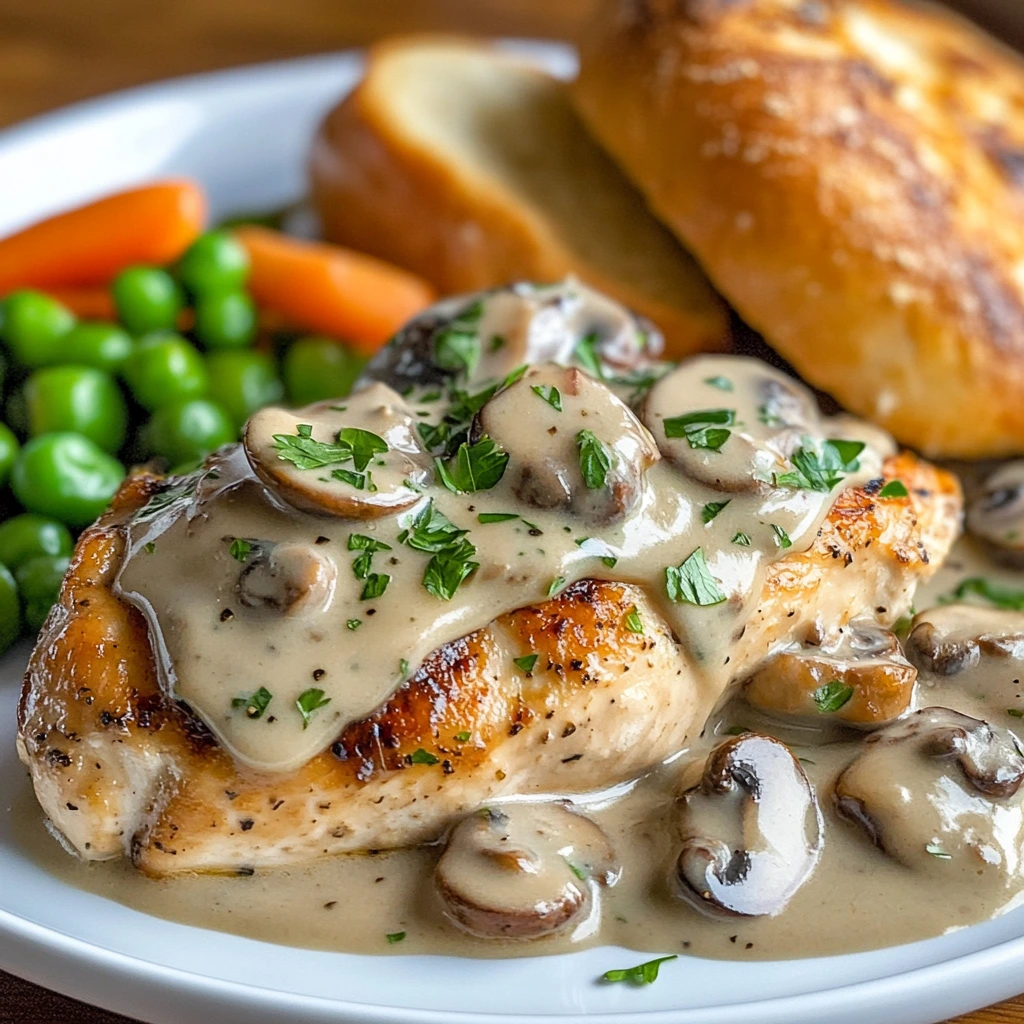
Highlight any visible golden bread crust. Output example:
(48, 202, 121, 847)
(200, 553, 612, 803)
(309, 35, 729, 358)
(575, 0, 1024, 457)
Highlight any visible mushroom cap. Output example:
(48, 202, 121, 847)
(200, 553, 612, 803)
(675, 732, 822, 917)
(235, 540, 337, 618)
(643, 355, 821, 493)
(473, 363, 660, 524)
(906, 604, 1024, 677)
(967, 461, 1024, 559)
(744, 623, 916, 727)
(835, 707, 1024, 872)
(365, 279, 663, 394)
(243, 383, 433, 519)
(435, 801, 617, 940)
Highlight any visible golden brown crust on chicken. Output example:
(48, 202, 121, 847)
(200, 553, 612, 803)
(309, 36, 729, 359)
(17, 451, 960, 874)
(575, 0, 1024, 457)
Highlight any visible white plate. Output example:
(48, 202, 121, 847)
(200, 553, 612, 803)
(1, 43, 1024, 1024)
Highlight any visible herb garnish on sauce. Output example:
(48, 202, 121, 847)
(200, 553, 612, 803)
(576, 430, 612, 489)
(602, 955, 677, 986)
(232, 686, 273, 719)
(665, 549, 727, 606)
(663, 409, 735, 451)
(813, 679, 854, 713)
(296, 688, 331, 728)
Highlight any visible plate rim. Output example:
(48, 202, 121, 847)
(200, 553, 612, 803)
(0, 44, 1022, 1024)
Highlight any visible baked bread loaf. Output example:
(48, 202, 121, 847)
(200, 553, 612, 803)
(309, 36, 728, 357)
(575, 0, 1024, 457)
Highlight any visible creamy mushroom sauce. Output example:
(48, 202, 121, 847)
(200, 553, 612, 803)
(20, 282, 1024, 963)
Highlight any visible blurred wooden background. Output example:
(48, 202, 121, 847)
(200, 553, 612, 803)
(1, 0, 1024, 1021)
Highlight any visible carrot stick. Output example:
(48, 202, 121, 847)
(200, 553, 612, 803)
(41, 287, 116, 321)
(234, 226, 436, 355)
(0, 180, 206, 292)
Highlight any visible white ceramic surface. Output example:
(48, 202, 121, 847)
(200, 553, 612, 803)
(2, 43, 1024, 1024)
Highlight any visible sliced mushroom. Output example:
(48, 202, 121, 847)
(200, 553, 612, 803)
(643, 355, 822, 492)
(906, 605, 1024, 677)
(474, 363, 659, 524)
(243, 383, 433, 518)
(435, 802, 618, 940)
(967, 461, 1024, 563)
(235, 541, 337, 617)
(835, 708, 1024, 871)
(675, 733, 822, 917)
(744, 623, 916, 727)
(365, 279, 662, 393)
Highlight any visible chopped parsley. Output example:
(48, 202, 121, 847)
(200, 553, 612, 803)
(296, 687, 331, 728)
(514, 653, 539, 673)
(422, 540, 478, 601)
(701, 500, 730, 524)
(332, 467, 367, 490)
(361, 574, 390, 600)
(231, 686, 273, 719)
(775, 438, 865, 492)
(229, 538, 252, 562)
(704, 375, 733, 391)
(399, 658, 410, 677)
(663, 409, 735, 451)
(143, 541, 157, 554)
(624, 607, 643, 634)
(399, 500, 467, 552)
(771, 524, 792, 549)
(665, 548, 727, 606)
(564, 858, 590, 881)
(813, 679, 854, 713)
(879, 479, 909, 498)
(547, 576, 567, 597)
(602, 955, 677, 986)
(435, 436, 509, 493)
(732, 531, 751, 546)
(925, 843, 952, 860)
(386, 931, 407, 944)
(574, 332, 604, 379)
(348, 534, 392, 599)
(409, 748, 439, 766)
(576, 429, 612, 489)
(477, 512, 520, 524)
(531, 384, 562, 411)
(337, 427, 389, 471)
(346, 619, 362, 631)
(1009, 709, 1024, 719)
(433, 299, 483, 376)
(455, 730, 472, 742)
(273, 423, 388, 476)
(951, 577, 1024, 610)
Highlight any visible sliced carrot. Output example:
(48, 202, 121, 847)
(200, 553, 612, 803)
(41, 286, 116, 321)
(234, 226, 436, 355)
(0, 180, 206, 292)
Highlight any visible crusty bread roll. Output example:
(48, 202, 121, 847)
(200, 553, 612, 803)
(309, 36, 729, 358)
(575, 0, 1024, 458)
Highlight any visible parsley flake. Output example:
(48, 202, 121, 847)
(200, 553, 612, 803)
(477, 512, 519, 524)
(732, 531, 751, 546)
(547, 576, 567, 597)
(455, 730, 472, 742)
(574, 332, 604, 379)
(361, 573, 391, 601)
(296, 688, 331, 728)
(813, 679, 854, 713)
(514, 653, 539, 673)
(602, 955, 677, 986)
(624, 607, 643, 633)
(231, 686, 272, 719)
(701, 500, 730, 524)
(925, 843, 952, 860)
(386, 931, 406, 944)
(576, 429, 612, 489)
(665, 548, 726, 606)
(409, 748, 439, 766)
(229, 538, 251, 562)
(771, 524, 792, 549)
(346, 618, 362, 631)
(704, 375, 733, 391)
(663, 409, 735, 451)
(433, 300, 483, 376)
(531, 384, 562, 411)
(775, 439, 865, 492)
(435, 436, 509, 493)
(953, 577, 1024, 610)
(879, 480, 909, 498)
(1009, 709, 1024, 719)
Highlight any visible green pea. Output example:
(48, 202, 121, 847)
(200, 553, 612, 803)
(112, 266, 182, 334)
(143, 398, 235, 466)
(283, 337, 366, 406)
(194, 291, 257, 349)
(0, 290, 75, 367)
(11, 433, 125, 528)
(0, 563, 20, 654)
(177, 230, 249, 296)
(60, 322, 134, 373)
(22, 366, 128, 453)
(123, 333, 209, 411)
(207, 350, 283, 428)
(0, 514, 72, 572)
(15, 554, 70, 631)
(0, 423, 18, 487)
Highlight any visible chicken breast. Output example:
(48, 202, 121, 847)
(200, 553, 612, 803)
(17, 451, 959, 875)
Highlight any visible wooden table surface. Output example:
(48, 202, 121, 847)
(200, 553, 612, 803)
(0, 0, 1023, 1021)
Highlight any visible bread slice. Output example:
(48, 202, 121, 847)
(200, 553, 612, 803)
(309, 36, 728, 358)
